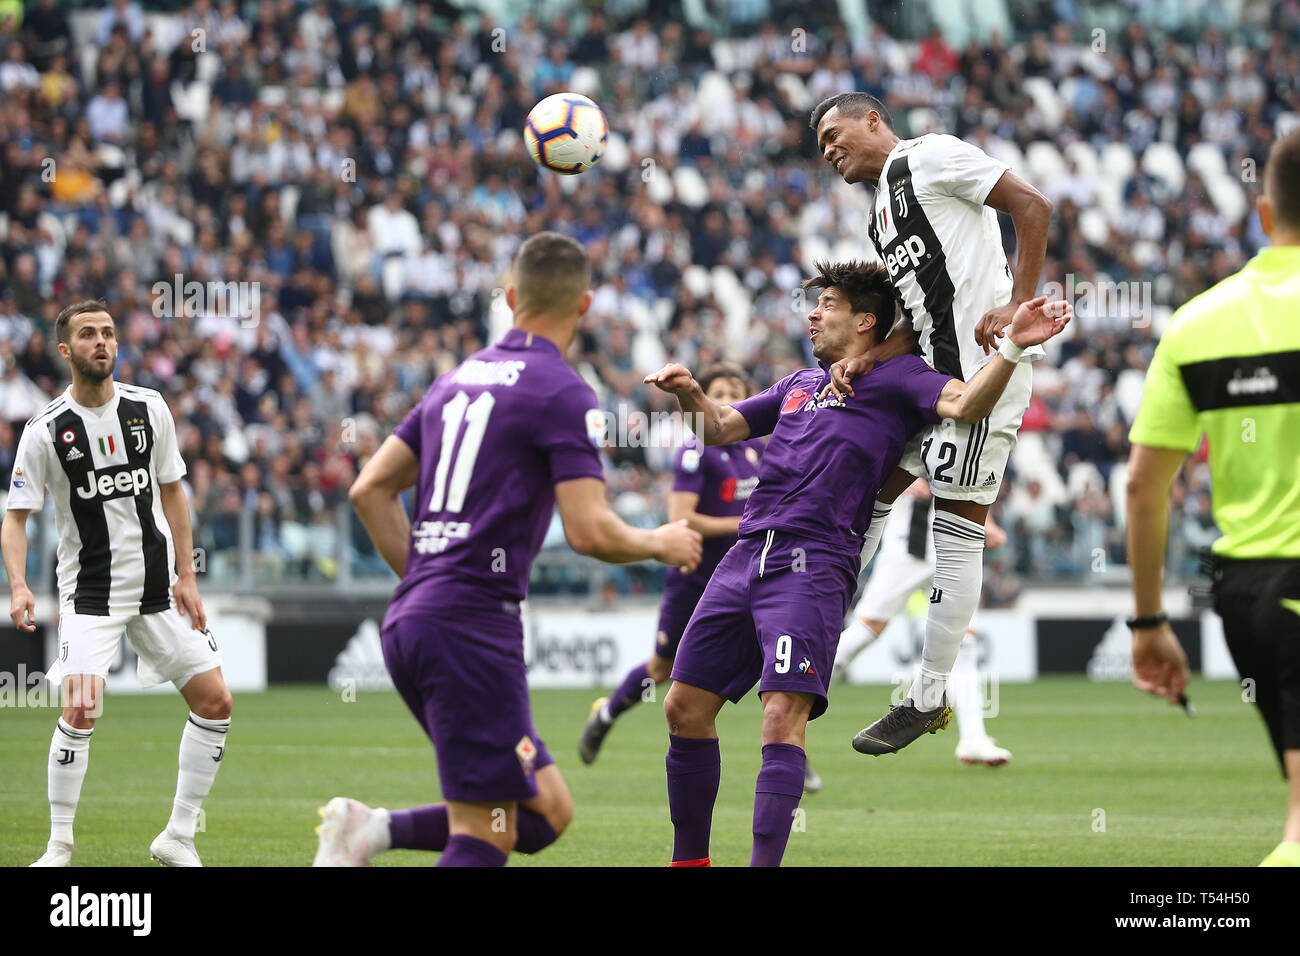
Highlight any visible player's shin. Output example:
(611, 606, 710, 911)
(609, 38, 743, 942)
(607, 662, 653, 720)
(909, 514, 985, 710)
(750, 743, 805, 867)
(387, 802, 557, 856)
(47, 718, 93, 846)
(950, 634, 986, 740)
(438, 834, 508, 867)
(168, 711, 230, 840)
(665, 735, 720, 864)
(858, 500, 893, 571)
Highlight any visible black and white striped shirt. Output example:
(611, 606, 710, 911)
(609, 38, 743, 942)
(866, 133, 1041, 381)
(7, 382, 187, 616)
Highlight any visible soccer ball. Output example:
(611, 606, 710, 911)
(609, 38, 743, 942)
(524, 93, 608, 175)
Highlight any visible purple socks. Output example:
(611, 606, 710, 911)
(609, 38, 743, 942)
(750, 743, 805, 867)
(389, 805, 449, 851)
(665, 735, 721, 863)
(608, 663, 653, 719)
(389, 804, 557, 854)
(438, 834, 507, 867)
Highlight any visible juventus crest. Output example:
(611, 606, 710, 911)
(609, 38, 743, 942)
(126, 416, 148, 454)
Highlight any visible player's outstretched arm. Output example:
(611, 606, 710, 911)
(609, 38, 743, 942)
(935, 296, 1071, 423)
(555, 477, 702, 572)
(643, 364, 751, 445)
(975, 171, 1053, 354)
(349, 435, 419, 577)
(2, 509, 36, 632)
(159, 480, 207, 632)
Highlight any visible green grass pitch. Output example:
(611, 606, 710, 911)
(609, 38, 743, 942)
(0, 677, 1282, 866)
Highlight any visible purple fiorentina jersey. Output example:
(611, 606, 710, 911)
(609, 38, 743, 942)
(669, 433, 763, 580)
(384, 328, 604, 625)
(731, 354, 950, 556)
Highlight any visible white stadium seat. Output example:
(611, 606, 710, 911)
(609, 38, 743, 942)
(1186, 141, 1228, 180)
(1100, 141, 1136, 182)
(1141, 142, 1186, 193)
(602, 131, 631, 173)
(681, 265, 713, 298)
(1063, 141, 1100, 179)
(672, 165, 709, 208)
(1022, 76, 1064, 131)
(1024, 140, 1067, 190)
(1078, 207, 1110, 246)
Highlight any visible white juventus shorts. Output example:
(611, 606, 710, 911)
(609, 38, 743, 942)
(854, 552, 935, 623)
(899, 360, 1033, 505)
(49, 606, 222, 689)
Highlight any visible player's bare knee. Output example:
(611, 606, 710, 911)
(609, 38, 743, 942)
(663, 685, 700, 734)
(203, 688, 233, 720)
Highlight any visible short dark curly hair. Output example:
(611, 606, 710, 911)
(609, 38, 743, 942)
(801, 260, 898, 343)
(809, 92, 894, 132)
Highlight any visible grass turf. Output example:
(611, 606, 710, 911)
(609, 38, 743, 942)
(0, 677, 1282, 866)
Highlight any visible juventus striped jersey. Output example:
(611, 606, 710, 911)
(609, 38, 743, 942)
(866, 133, 1043, 381)
(7, 382, 187, 616)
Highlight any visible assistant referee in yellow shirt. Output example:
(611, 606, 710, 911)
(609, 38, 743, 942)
(1125, 128, 1300, 867)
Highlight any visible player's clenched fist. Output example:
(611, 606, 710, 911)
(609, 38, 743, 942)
(652, 519, 703, 574)
(643, 364, 700, 398)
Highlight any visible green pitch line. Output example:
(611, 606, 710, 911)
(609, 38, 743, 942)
(0, 678, 1279, 867)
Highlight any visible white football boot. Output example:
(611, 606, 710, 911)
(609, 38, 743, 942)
(150, 828, 202, 866)
(30, 841, 73, 867)
(313, 797, 390, 866)
(955, 735, 1012, 767)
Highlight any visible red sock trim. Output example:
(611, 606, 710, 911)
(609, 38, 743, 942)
(668, 857, 711, 867)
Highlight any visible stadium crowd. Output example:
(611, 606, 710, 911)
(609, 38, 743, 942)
(1, 0, 1294, 591)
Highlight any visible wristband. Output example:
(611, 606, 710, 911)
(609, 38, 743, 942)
(998, 337, 1025, 363)
(1125, 612, 1168, 630)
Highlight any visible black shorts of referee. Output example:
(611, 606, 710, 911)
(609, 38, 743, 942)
(1213, 558, 1300, 775)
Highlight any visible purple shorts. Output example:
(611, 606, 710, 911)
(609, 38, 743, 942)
(654, 571, 710, 660)
(381, 610, 553, 803)
(671, 531, 858, 720)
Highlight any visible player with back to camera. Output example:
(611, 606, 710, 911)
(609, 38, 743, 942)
(2, 300, 231, 867)
(318, 232, 701, 867)
(647, 260, 1069, 866)
(577, 364, 825, 793)
(810, 92, 1054, 756)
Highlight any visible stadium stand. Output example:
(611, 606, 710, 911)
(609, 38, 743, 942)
(1, 0, 1294, 595)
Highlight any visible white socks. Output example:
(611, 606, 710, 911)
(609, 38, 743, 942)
(909, 512, 985, 710)
(48, 718, 93, 846)
(949, 634, 987, 741)
(168, 712, 230, 840)
(859, 500, 893, 570)
(837, 618, 881, 669)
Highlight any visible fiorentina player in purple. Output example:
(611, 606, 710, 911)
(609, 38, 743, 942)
(577, 364, 767, 757)
(314, 232, 701, 868)
(646, 261, 1070, 867)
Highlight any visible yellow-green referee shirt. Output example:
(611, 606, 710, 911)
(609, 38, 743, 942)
(1129, 245, 1300, 559)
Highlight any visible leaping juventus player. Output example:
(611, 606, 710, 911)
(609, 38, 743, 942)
(810, 93, 1053, 755)
(2, 300, 231, 866)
